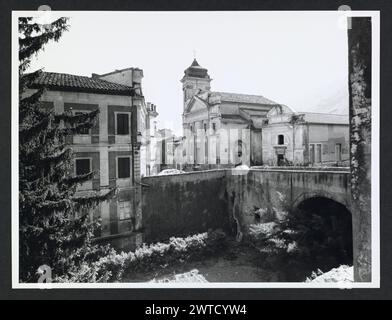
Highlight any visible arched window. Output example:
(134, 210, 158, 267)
(278, 134, 284, 145)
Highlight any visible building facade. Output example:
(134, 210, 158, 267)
(151, 129, 184, 174)
(180, 59, 281, 169)
(177, 59, 350, 169)
(262, 105, 349, 166)
(29, 68, 157, 245)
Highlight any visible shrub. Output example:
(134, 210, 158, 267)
(57, 229, 227, 282)
(247, 192, 353, 281)
(122, 229, 227, 276)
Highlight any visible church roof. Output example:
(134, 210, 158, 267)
(183, 59, 210, 79)
(266, 105, 349, 125)
(209, 91, 279, 106)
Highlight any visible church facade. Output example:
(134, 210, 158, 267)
(174, 59, 349, 170)
(179, 59, 280, 169)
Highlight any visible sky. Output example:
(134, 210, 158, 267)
(29, 11, 350, 134)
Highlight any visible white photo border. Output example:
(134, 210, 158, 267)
(11, 10, 380, 289)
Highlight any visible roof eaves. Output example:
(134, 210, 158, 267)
(30, 83, 135, 96)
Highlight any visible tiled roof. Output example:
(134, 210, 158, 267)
(31, 72, 135, 96)
(210, 91, 279, 106)
(301, 112, 349, 125)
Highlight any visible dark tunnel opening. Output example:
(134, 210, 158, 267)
(294, 196, 353, 275)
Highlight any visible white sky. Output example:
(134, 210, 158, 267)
(29, 11, 350, 134)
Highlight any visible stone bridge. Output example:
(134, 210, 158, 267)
(227, 167, 352, 238)
(141, 167, 352, 243)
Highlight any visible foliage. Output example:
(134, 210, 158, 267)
(19, 17, 116, 282)
(57, 230, 227, 283)
(248, 194, 353, 280)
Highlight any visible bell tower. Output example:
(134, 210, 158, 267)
(181, 59, 211, 110)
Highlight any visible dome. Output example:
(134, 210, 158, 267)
(183, 59, 210, 79)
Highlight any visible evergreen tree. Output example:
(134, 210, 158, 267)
(19, 17, 115, 282)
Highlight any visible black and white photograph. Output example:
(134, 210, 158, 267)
(11, 8, 379, 289)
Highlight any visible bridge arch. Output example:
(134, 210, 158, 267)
(291, 191, 351, 211)
(290, 192, 353, 272)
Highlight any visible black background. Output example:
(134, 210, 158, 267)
(0, 0, 391, 300)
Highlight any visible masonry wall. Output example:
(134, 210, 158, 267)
(141, 167, 351, 246)
(225, 168, 351, 240)
(141, 170, 233, 242)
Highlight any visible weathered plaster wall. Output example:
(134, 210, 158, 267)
(262, 123, 305, 165)
(141, 170, 233, 242)
(262, 122, 349, 166)
(308, 124, 350, 163)
(250, 129, 263, 165)
(37, 90, 142, 240)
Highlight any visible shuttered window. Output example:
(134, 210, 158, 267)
(75, 158, 91, 175)
(75, 112, 90, 134)
(116, 113, 129, 135)
(118, 157, 131, 178)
